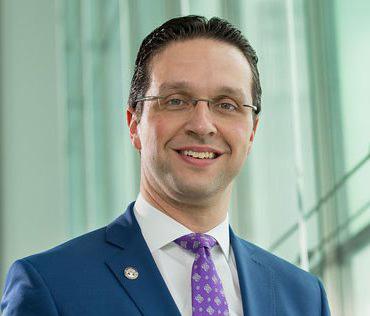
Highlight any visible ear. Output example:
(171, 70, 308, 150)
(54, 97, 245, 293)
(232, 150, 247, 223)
(247, 116, 259, 155)
(126, 107, 142, 151)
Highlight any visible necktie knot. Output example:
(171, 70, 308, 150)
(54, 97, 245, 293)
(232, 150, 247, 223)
(174, 233, 217, 254)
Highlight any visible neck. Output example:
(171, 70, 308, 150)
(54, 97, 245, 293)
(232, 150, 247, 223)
(140, 182, 232, 233)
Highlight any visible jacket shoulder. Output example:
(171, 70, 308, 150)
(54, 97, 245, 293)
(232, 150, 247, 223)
(238, 238, 321, 288)
(235, 238, 330, 314)
(22, 226, 109, 269)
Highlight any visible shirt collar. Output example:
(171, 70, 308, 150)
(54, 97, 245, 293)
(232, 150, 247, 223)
(134, 193, 230, 259)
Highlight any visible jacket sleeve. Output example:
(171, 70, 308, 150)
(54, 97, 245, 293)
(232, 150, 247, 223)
(318, 278, 331, 316)
(1, 259, 59, 316)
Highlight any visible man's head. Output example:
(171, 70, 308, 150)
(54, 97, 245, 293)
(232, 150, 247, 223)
(127, 16, 261, 205)
(128, 15, 262, 121)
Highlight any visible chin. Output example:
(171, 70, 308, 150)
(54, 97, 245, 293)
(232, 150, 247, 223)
(169, 177, 228, 201)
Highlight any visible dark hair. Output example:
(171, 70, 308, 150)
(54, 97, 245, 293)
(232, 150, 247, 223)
(128, 15, 262, 118)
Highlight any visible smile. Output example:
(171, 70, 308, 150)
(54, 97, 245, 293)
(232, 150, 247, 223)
(174, 148, 222, 167)
(180, 150, 217, 159)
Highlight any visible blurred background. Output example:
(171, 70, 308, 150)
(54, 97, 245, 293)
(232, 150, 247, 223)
(0, 0, 369, 315)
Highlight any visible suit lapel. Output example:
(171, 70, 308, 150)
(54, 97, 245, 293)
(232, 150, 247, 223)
(105, 202, 181, 316)
(230, 228, 276, 316)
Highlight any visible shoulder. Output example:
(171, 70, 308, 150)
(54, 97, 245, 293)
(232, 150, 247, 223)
(2, 227, 113, 314)
(1, 229, 107, 315)
(2, 225, 119, 290)
(233, 236, 330, 315)
(235, 237, 323, 293)
(23, 226, 108, 268)
(5, 205, 136, 278)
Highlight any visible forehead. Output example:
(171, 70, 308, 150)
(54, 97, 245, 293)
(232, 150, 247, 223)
(148, 38, 253, 97)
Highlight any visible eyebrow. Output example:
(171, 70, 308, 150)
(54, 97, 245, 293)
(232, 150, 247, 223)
(158, 81, 246, 100)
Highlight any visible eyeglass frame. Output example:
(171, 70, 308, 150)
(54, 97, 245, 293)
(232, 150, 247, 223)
(134, 95, 258, 113)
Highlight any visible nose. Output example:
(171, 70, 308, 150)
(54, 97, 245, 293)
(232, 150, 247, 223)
(184, 100, 217, 137)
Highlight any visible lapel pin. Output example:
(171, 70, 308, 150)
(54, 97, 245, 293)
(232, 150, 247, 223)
(124, 266, 139, 280)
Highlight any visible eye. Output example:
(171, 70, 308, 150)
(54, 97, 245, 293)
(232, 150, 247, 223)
(167, 98, 185, 106)
(162, 94, 189, 110)
(216, 101, 238, 112)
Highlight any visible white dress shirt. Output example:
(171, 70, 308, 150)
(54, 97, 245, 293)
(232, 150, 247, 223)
(134, 193, 243, 316)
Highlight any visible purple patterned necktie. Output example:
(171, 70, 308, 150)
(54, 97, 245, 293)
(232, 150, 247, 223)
(175, 233, 229, 316)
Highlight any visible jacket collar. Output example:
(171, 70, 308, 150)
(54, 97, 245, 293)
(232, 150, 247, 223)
(230, 227, 276, 316)
(105, 202, 181, 316)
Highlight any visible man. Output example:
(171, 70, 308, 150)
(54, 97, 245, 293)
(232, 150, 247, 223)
(1, 16, 330, 315)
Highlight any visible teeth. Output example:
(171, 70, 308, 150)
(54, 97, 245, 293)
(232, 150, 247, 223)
(181, 150, 216, 159)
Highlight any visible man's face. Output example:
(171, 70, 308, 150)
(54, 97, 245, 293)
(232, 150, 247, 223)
(128, 38, 258, 202)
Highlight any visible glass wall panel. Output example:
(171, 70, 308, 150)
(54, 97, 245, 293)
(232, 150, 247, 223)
(229, 0, 316, 267)
(333, 0, 370, 232)
(349, 243, 370, 316)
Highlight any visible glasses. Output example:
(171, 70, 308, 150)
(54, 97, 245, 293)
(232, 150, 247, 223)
(134, 93, 257, 116)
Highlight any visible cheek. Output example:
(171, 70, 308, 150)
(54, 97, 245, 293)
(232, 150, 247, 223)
(141, 114, 172, 151)
(231, 124, 253, 151)
(152, 116, 170, 143)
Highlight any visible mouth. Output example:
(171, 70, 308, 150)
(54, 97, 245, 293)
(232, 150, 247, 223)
(173, 146, 223, 167)
(175, 149, 221, 160)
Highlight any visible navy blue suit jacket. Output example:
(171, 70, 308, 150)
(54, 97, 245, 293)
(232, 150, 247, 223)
(1, 202, 330, 315)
